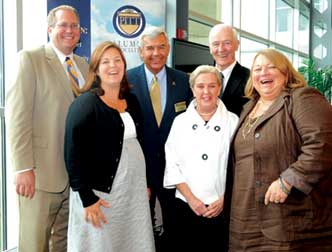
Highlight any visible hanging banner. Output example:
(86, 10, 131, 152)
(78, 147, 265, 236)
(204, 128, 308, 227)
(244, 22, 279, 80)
(47, 0, 165, 69)
(47, 0, 91, 62)
(91, 0, 166, 69)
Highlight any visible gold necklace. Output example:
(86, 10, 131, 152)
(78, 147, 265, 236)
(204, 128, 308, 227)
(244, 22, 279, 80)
(241, 101, 263, 139)
(241, 115, 261, 139)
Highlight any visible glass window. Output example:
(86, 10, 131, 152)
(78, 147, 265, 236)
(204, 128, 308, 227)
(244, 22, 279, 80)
(188, 20, 210, 46)
(313, 0, 328, 13)
(240, 37, 268, 69)
(240, 0, 269, 39)
(275, 0, 293, 48)
(189, 0, 221, 21)
(298, 13, 309, 53)
(1, 0, 6, 250)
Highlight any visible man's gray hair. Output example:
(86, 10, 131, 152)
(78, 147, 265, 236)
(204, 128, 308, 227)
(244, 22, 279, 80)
(47, 5, 80, 27)
(139, 26, 169, 48)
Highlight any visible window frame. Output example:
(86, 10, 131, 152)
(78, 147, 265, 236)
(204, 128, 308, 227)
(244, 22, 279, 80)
(0, 0, 8, 249)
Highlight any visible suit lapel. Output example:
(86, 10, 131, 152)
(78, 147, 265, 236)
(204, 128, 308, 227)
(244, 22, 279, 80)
(223, 62, 242, 97)
(45, 45, 74, 101)
(161, 67, 177, 126)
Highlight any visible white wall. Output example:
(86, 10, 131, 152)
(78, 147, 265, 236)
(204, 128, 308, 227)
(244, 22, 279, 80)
(4, 0, 47, 249)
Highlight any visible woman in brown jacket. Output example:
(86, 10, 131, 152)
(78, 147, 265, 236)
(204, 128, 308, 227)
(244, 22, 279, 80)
(226, 48, 332, 251)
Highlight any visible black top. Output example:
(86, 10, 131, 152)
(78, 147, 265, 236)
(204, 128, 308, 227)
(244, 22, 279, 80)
(64, 91, 144, 207)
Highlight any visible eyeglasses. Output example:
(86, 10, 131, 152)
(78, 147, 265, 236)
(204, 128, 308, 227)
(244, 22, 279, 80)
(55, 23, 80, 31)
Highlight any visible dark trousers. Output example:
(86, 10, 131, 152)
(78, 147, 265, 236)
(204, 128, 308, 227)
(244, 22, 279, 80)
(173, 198, 227, 252)
(150, 186, 176, 252)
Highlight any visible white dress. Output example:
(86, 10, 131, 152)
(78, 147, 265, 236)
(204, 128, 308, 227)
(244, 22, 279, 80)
(67, 112, 155, 252)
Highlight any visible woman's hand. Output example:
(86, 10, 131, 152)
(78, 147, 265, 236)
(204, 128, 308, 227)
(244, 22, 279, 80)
(264, 178, 291, 205)
(187, 195, 208, 216)
(84, 198, 110, 228)
(203, 195, 224, 218)
(147, 187, 151, 200)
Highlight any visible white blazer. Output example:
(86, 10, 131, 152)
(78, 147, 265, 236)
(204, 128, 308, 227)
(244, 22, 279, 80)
(164, 99, 238, 204)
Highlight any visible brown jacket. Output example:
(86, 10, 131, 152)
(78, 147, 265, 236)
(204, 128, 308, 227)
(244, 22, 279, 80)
(226, 87, 332, 242)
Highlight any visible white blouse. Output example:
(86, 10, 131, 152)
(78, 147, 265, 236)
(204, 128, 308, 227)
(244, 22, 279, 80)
(120, 112, 136, 140)
(163, 99, 238, 204)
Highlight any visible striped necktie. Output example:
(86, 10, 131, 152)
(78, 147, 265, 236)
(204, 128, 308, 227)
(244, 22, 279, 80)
(65, 57, 80, 97)
(150, 75, 162, 126)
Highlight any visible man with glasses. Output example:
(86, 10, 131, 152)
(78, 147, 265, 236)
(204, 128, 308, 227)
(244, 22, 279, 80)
(209, 24, 250, 116)
(6, 5, 88, 251)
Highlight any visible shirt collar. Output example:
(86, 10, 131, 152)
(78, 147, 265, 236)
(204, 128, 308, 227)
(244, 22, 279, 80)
(50, 41, 74, 64)
(220, 61, 237, 83)
(144, 65, 167, 85)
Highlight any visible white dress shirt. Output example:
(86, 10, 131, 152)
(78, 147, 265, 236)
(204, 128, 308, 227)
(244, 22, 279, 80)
(220, 60, 236, 93)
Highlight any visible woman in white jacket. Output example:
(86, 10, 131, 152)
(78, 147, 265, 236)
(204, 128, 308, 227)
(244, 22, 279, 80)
(164, 65, 238, 252)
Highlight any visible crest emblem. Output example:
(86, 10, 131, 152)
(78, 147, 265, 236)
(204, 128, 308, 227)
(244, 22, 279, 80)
(113, 5, 146, 38)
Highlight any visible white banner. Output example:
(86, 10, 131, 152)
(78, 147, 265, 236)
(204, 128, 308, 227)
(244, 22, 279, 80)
(91, 0, 166, 69)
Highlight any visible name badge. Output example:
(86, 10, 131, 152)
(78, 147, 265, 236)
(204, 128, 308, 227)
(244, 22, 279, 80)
(174, 101, 187, 113)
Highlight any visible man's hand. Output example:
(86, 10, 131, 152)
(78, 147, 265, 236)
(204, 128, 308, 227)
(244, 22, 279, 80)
(15, 169, 35, 199)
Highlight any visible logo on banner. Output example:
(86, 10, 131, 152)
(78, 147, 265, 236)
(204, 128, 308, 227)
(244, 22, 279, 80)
(113, 5, 146, 38)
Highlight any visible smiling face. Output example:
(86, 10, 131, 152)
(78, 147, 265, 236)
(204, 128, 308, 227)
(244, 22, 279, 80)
(139, 33, 170, 75)
(97, 47, 125, 88)
(192, 72, 221, 112)
(48, 9, 80, 55)
(209, 25, 238, 71)
(252, 54, 287, 101)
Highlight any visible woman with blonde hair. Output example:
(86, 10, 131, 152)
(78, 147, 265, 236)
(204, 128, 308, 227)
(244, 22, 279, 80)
(225, 48, 332, 251)
(164, 65, 238, 252)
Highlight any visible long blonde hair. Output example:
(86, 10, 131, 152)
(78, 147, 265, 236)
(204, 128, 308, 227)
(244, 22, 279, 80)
(245, 48, 307, 98)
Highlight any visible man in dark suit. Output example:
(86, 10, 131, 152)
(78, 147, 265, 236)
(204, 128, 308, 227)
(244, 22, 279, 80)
(209, 24, 250, 116)
(127, 26, 192, 251)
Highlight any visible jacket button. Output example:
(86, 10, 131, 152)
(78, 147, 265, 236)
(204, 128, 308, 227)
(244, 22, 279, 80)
(119, 141, 122, 145)
(255, 132, 261, 139)
(192, 124, 198, 130)
(214, 126, 220, 131)
(116, 158, 119, 162)
(202, 154, 208, 160)
(255, 180, 261, 186)
(107, 186, 111, 190)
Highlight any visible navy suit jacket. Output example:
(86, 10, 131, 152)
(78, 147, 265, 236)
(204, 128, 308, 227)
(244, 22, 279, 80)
(220, 62, 250, 116)
(127, 64, 192, 188)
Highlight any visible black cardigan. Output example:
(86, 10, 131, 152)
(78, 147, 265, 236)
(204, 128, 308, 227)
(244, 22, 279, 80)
(64, 91, 144, 207)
